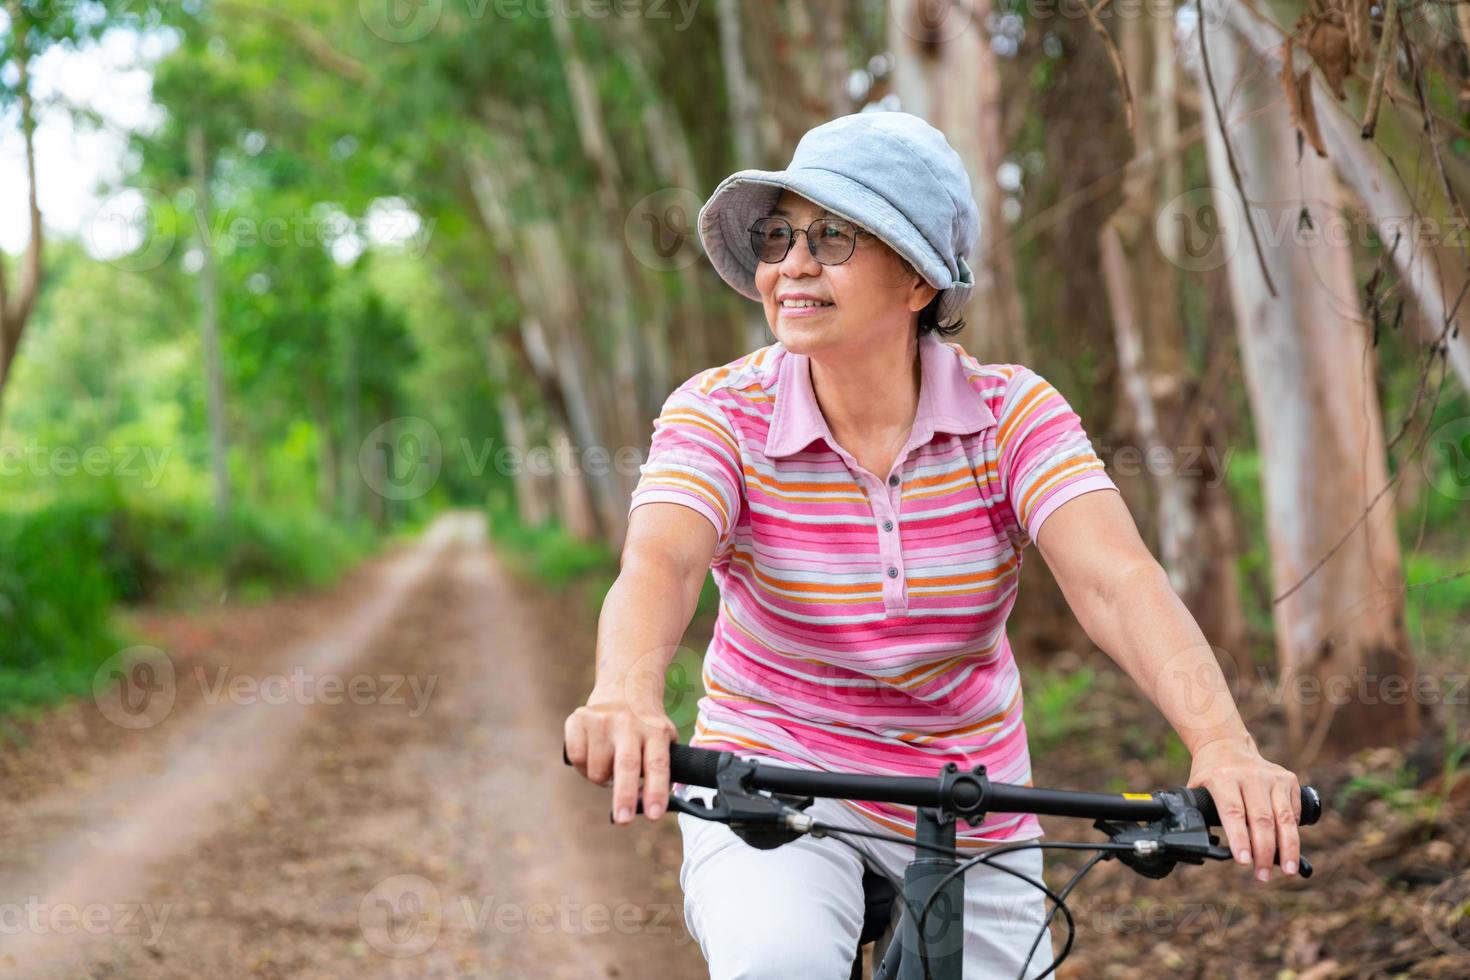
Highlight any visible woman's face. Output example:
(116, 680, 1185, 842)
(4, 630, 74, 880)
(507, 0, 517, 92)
(753, 190, 937, 357)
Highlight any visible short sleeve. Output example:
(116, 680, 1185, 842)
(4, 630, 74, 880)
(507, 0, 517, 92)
(628, 382, 743, 549)
(995, 367, 1117, 546)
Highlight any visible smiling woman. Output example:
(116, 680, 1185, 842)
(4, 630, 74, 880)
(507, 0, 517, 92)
(564, 110, 1304, 980)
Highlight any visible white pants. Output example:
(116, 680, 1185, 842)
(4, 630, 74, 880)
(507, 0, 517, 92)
(673, 763, 1055, 980)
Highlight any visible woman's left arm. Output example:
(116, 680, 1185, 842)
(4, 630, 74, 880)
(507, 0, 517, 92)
(1034, 489, 1301, 883)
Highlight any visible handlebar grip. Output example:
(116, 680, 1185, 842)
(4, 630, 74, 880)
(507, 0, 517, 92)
(559, 740, 728, 789)
(1179, 785, 1322, 827)
(669, 742, 726, 787)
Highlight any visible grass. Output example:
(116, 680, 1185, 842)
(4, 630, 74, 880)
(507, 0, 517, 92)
(1402, 551, 1470, 664)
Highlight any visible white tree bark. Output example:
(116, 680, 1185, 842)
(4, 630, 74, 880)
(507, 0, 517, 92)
(1189, 1, 1417, 756)
(1223, 1, 1470, 393)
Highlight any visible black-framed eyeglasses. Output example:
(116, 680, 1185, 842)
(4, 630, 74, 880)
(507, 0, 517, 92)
(748, 216, 868, 266)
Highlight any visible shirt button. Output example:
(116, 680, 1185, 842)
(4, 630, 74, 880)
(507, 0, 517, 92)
(882, 520, 894, 532)
(886, 566, 899, 579)
(888, 474, 900, 487)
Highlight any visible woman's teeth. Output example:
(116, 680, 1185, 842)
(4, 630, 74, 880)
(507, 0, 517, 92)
(781, 299, 833, 308)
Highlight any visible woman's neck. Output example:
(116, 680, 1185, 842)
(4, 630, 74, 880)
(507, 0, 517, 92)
(807, 333, 922, 444)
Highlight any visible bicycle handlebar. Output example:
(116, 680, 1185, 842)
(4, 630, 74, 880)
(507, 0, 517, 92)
(659, 742, 1321, 827)
(564, 740, 1323, 977)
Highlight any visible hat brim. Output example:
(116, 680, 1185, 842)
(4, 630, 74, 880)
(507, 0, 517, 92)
(697, 168, 974, 326)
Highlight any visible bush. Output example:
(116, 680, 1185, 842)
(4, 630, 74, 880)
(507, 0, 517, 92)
(0, 499, 124, 712)
(0, 491, 376, 715)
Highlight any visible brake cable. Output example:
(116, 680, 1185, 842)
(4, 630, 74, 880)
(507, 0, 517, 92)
(782, 805, 1238, 980)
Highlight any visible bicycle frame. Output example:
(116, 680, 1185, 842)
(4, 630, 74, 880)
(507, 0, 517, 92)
(882, 804, 966, 980)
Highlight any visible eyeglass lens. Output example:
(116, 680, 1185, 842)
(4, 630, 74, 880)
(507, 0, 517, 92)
(749, 217, 859, 265)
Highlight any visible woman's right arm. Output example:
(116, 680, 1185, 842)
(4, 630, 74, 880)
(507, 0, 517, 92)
(563, 501, 718, 824)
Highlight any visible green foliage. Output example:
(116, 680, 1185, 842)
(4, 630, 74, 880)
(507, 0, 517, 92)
(0, 490, 372, 714)
(1022, 665, 1097, 754)
(0, 499, 125, 712)
(1341, 766, 1430, 818)
(104, 495, 375, 605)
(1402, 552, 1470, 666)
(487, 501, 616, 587)
(1222, 449, 1279, 641)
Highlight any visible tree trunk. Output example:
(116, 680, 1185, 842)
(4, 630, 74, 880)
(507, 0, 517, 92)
(716, 0, 762, 169)
(341, 322, 362, 520)
(717, 0, 793, 353)
(1192, 2, 1417, 759)
(888, 0, 1028, 363)
(1101, 11, 1247, 664)
(479, 326, 550, 528)
(189, 122, 232, 516)
(0, 13, 45, 422)
(310, 397, 337, 514)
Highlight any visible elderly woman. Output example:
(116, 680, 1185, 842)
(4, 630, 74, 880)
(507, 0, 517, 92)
(564, 111, 1301, 979)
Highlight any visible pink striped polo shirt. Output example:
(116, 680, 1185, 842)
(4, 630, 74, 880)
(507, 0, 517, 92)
(629, 331, 1117, 845)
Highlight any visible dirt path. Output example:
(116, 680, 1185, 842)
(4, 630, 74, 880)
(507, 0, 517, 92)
(0, 512, 703, 979)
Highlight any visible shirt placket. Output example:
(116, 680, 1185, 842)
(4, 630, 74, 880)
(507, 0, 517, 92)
(875, 464, 907, 613)
(842, 451, 907, 615)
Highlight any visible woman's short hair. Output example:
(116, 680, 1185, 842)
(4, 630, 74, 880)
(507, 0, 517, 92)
(918, 292, 964, 337)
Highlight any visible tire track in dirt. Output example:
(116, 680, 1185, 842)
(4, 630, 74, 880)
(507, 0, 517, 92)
(0, 512, 704, 979)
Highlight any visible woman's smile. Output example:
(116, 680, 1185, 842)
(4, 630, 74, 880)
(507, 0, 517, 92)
(777, 292, 835, 317)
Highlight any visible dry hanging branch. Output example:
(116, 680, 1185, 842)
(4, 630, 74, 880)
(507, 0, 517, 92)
(1082, 0, 1134, 139)
(1361, 0, 1401, 138)
(1327, 0, 1373, 64)
(1299, 8, 1353, 101)
(1279, 36, 1329, 157)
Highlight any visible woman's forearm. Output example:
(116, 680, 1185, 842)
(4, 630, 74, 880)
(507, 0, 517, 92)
(1079, 560, 1252, 754)
(589, 550, 703, 713)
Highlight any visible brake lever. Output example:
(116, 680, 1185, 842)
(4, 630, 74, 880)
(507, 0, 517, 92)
(1097, 791, 1314, 880)
(573, 746, 815, 850)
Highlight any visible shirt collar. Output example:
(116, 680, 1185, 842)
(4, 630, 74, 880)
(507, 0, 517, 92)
(764, 331, 998, 459)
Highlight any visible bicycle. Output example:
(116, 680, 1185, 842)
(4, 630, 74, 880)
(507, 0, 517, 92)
(563, 741, 1323, 980)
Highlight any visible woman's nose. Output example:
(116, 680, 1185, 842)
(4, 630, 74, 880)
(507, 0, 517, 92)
(778, 231, 822, 278)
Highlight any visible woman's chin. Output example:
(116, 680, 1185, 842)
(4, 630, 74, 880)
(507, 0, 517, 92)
(771, 315, 840, 352)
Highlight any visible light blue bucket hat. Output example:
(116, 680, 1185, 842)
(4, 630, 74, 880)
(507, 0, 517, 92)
(698, 110, 980, 326)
